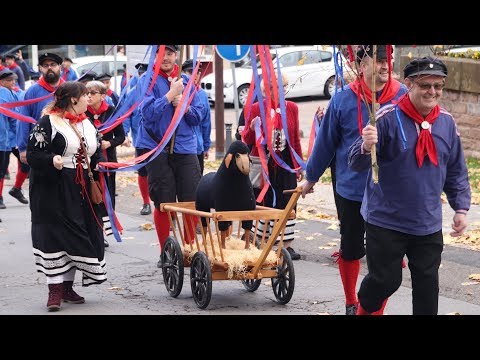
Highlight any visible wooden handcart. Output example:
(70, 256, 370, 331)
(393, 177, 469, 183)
(159, 187, 302, 309)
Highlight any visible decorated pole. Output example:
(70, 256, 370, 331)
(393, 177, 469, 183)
(169, 44, 184, 154)
(369, 45, 379, 183)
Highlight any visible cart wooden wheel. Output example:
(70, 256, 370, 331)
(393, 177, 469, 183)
(190, 251, 212, 309)
(161, 236, 184, 298)
(271, 247, 295, 304)
(241, 278, 262, 292)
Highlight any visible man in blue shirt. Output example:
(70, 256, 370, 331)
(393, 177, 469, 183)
(301, 45, 407, 315)
(181, 59, 211, 175)
(349, 57, 471, 315)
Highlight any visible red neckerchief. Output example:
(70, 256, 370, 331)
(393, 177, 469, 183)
(155, 63, 179, 81)
(8, 63, 18, 70)
(349, 75, 401, 135)
(106, 89, 113, 96)
(61, 68, 69, 80)
(88, 100, 110, 127)
(50, 108, 87, 124)
(350, 76, 400, 104)
(13, 86, 19, 92)
(397, 95, 440, 168)
(0, 64, 5, 71)
(37, 77, 65, 93)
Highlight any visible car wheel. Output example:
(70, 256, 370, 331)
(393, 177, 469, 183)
(324, 76, 336, 99)
(238, 84, 250, 107)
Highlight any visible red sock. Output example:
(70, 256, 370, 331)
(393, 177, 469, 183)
(183, 214, 198, 245)
(371, 298, 388, 315)
(0, 177, 4, 196)
(138, 175, 150, 204)
(153, 207, 170, 251)
(356, 303, 370, 315)
(14, 167, 28, 189)
(338, 257, 360, 306)
(357, 299, 388, 315)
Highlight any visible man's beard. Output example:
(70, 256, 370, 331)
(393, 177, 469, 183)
(44, 71, 61, 84)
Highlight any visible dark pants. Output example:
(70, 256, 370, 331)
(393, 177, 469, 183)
(146, 153, 201, 209)
(358, 222, 443, 315)
(11, 148, 30, 174)
(136, 148, 149, 177)
(336, 194, 365, 260)
(0, 151, 11, 179)
(197, 153, 204, 175)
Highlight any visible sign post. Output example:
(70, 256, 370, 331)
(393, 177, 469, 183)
(215, 45, 250, 148)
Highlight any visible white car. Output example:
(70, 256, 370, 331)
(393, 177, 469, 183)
(200, 45, 350, 106)
(71, 55, 127, 94)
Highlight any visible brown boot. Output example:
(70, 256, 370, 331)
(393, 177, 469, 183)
(63, 281, 85, 304)
(47, 283, 64, 312)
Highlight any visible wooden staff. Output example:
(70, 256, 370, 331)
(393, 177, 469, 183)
(369, 45, 379, 183)
(169, 45, 185, 154)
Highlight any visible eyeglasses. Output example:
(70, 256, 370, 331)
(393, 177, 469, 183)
(40, 63, 59, 69)
(415, 82, 445, 91)
(86, 91, 101, 96)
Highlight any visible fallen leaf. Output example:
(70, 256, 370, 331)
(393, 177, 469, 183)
(312, 301, 319, 304)
(446, 312, 461, 315)
(468, 274, 480, 281)
(140, 223, 154, 231)
(318, 246, 332, 250)
(326, 242, 338, 247)
(461, 281, 480, 286)
(107, 286, 124, 291)
(305, 236, 314, 240)
(327, 223, 338, 231)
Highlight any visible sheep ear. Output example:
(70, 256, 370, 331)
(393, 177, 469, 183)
(225, 154, 233, 168)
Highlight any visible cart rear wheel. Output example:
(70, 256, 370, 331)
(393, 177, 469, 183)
(190, 251, 212, 309)
(241, 279, 262, 292)
(271, 247, 295, 304)
(161, 236, 184, 298)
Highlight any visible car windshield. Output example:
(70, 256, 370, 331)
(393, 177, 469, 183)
(241, 54, 277, 69)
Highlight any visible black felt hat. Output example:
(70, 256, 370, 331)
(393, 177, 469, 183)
(403, 56, 448, 78)
(38, 52, 63, 65)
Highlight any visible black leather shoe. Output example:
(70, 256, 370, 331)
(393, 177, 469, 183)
(8, 187, 28, 204)
(140, 203, 152, 215)
(286, 246, 301, 260)
(104, 239, 109, 248)
(0, 196, 6, 209)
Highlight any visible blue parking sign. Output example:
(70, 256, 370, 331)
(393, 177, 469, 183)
(215, 45, 250, 62)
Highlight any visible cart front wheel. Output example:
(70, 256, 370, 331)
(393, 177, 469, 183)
(190, 251, 212, 309)
(161, 236, 184, 298)
(271, 247, 295, 304)
(241, 279, 262, 292)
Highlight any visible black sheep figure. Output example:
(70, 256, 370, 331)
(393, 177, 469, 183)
(195, 140, 256, 249)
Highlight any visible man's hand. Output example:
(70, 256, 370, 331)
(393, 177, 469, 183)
(450, 213, 468, 237)
(101, 140, 112, 150)
(361, 124, 378, 152)
(20, 151, 28, 164)
(300, 180, 316, 198)
(315, 106, 325, 123)
(203, 151, 209, 159)
(171, 94, 182, 107)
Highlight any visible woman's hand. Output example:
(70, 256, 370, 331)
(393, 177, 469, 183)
(53, 155, 63, 170)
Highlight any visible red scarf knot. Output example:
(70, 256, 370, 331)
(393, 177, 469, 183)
(49, 108, 87, 124)
(154, 63, 179, 82)
(397, 95, 440, 168)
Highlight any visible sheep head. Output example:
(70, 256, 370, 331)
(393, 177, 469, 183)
(224, 140, 251, 176)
